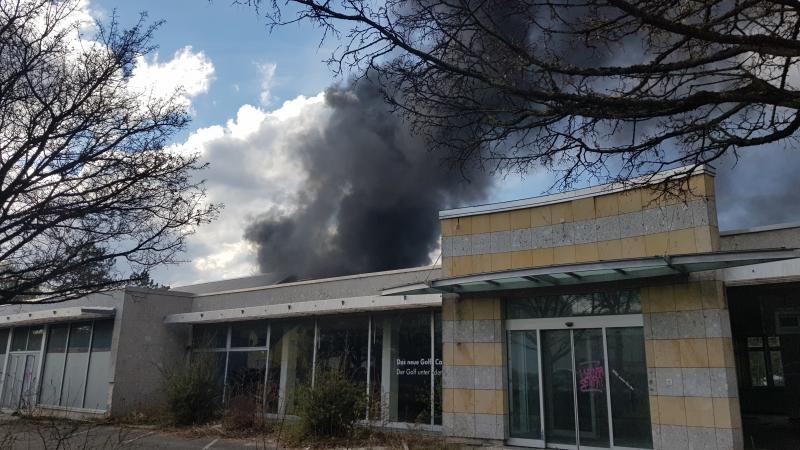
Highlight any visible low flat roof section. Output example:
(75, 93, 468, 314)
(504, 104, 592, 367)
(163, 294, 441, 324)
(382, 249, 800, 295)
(0, 306, 115, 327)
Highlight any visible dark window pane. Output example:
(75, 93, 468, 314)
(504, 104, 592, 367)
(230, 321, 267, 348)
(226, 351, 267, 404)
(0, 329, 8, 354)
(606, 327, 653, 449)
(747, 337, 764, 348)
(316, 315, 369, 384)
(10, 327, 28, 351)
(770, 351, 785, 387)
(385, 311, 432, 424)
(90, 321, 114, 352)
(507, 330, 541, 439)
(26, 327, 44, 351)
(267, 320, 314, 414)
(368, 317, 383, 420)
(67, 323, 92, 353)
(433, 311, 442, 425)
(193, 323, 228, 349)
(749, 351, 767, 387)
(507, 290, 640, 319)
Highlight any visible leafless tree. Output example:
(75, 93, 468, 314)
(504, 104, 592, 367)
(0, 0, 219, 304)
(256, 0, 800, 186)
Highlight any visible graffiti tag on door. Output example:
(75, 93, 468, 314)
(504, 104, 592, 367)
(579, 361, 605, 392)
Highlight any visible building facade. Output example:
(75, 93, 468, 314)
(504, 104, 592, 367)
(0, 165, 798, 450)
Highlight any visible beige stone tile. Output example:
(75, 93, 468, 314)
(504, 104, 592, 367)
(574, 243, 599, 263)
(473, 342, 500, 366)
(441, 217, 472, 236)
(510, 209, 531, 230)
(495, 390, 506, 414)
(551, 202, 574, 224)
(455, 298, 474, 321)
(680, 338, 709, 368)
(641, 187, 666, 209)
(572, 197, 596, 221)
(620, 235, 646, 259)
(645, 232, 670, 256)
(442, 257, 453, 277)
(649, 395, 660, 424)
(618, 189, 643, 214)
(653, 340, 681, 367)
(689, 174, 715, 198)
(491, 252, 512, 272)
(451, 255, 473, 277)
(441, 219, 457, 237)
(710, 226, 720, 250)
(649, 285, 676, 313)
(531, 205, 552, 227)
(707, 338, 735, 368)
(645, 339, 655, 368)
(443, 343, 454, 366)
(685, 397, 715, 427)
(473, 254, 492, 273)
(595, 194, 619, 218)
(668, 228, 697, 255)
(531, 247, 555, 267)
(490, 212, 510, 232)
(443, 388, 454, 413)
(673, 282, 703, 311)
(553, 245, 576, 264)
(473, 299, 496, 320)
(701, 281, 726, 310)
(472, 214, 492, 234)
(597, 239, 622, 260)
(658, 396, 687, 426)
(474, 389, 498, 414)
(694, 226, 714, 253)
(453, 389, 475, 414)
(442, 298, 456, 321)
(454, 342, 474, 366)
(511, 250, 533, 269)
(713, 397, 741, 429)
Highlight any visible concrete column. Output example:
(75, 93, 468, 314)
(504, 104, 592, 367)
(441, 294, 506, 442)
(643, 280, 743, 450)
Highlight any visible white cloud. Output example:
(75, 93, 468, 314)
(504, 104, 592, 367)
(256, 62, 277, 106)
(129, 46, 215, 109)
(160, 93, 327, 286)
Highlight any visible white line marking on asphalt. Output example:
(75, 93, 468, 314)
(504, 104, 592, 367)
(203, 437, 220, 449)
(120, 430, 156, 445)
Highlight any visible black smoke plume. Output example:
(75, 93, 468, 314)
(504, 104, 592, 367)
(243, 79, 492, 280)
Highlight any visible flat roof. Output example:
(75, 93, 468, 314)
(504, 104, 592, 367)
(0, 306, 115, 328)
(440, 164, 714, 219)
(382, 249, 800, 295)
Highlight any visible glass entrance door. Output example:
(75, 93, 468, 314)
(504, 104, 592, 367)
(507, 320, 652, 449)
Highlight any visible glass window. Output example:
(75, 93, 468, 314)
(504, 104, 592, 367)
(507, 290, 641, 319)
(770, 351, 785, 387)
(265, 326, 282, 414)
(433, 311, 442, 426)
(507, 330, 541, 439)
(61, 322, 92, 408)
(606, 327, 652, 448)
(316, 315, 369, 385)
(27, 327, 43, 351)
(368, 318, 383, 420)
(10, 327, 28, 351)
(385, 311, 433, 424)
(193, 323, 228, 349)
(84, 321, 114, 410)
(747, 337, 764, 348)
(0, 329, 8, 354)
(226, 351, 267, 403)
(39, 324, 69, 406)
(230, 321, 267, 348)
(749, 351, 768, 387)
(267, 320, 314, 414)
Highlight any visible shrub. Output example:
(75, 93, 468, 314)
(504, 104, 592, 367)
(294, 370, 367, 439)
(164, 356, 220, 425)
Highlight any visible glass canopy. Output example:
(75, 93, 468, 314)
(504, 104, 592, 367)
(381, 249, 800, 296)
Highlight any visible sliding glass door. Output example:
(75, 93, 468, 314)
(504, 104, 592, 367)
(506, 319, 651, 449)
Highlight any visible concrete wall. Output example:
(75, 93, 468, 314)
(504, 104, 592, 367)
(440, 174, 719, 277)
(188, 266, 440, 311)
(109, 288, 193, 416)
(441, 295, 506, 441)
(644, 278, 743, 450)
(720, 224, 800, 286)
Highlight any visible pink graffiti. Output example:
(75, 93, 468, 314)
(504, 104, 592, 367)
(579, 365, 605, 392)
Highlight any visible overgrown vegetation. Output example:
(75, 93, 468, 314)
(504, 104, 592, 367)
(291, 370, 366, 440)
(164, 357, 220, 426)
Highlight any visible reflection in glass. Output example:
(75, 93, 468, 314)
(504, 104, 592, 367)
(368, 318, 383, 420)
(386, 312, 433, 424)
(193, 323, 228, 349)
(770, 351, 785, 387)
(749, 351, 767, 387)
(507, 330, 541, 439)
(84, 320, 114, 410)
(317, 315, 369, 383)
(573, 329, 609, 448)
(433, 311, 442, 425)
(226, 351, 267, 405)
(61, 322, 92, 408)
(230, 321, 268, 348)
(10, 327, 28, 351)
(507, 290, 640, 319)
(269, 320, 314, 414)
(606, 327, 652, 448)
(40, 324, 69, 406)
(541, 329, 576, 445)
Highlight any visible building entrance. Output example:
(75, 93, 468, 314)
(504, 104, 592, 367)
(506, 315, 652, 449)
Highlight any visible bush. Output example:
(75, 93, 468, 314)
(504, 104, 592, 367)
(164, 356, 220, 425)
(294, 370, 367, 439)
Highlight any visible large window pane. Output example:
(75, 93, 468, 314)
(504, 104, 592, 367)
(574, 329, 609, 447)
(316, 315, 369, 384)
(84, 321, 114, 410)
(770, 351, 785, 387)
(268, 320, 314, 414)
(749, 351, 768, 387)
(368, 318, 383, 420)
(226, 351, 267, 405)
(507, 290, 640, 319)
(230, 321, 267, 348)
(606, 327, 652, 448)
(39, 324, 69, 406)
(433, 311, 442, 425)
(61, 322, 92, 408)
(386, 312, 432, 424)
(27, 327, 44, 351)
(193, 323, 228, 349)
(10, 327, 28, 351)
(0, 329, 8, 385)
(265, 326, 282, 414)
(507, 330, 542, 439)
